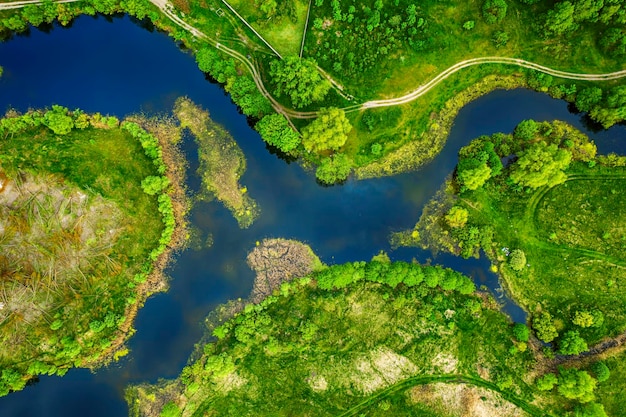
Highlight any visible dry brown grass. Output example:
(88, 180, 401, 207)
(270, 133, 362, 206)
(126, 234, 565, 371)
(408, 382, 528, 417)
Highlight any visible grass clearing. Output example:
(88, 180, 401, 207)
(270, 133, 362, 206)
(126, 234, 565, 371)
(223, 0, 309, 56)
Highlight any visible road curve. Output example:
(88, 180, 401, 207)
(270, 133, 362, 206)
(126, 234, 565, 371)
(1, 0, 625, 121)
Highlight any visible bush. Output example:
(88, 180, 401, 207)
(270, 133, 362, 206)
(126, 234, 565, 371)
(315, 154, 352, 185)
(513, 323, 530, 342)
(509, 249, 526, 271)
(482, 0, 507, 23)
(591, 362, 610, 382)
(536, 373, 558, 391)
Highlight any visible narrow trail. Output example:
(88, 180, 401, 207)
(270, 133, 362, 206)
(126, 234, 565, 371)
(1, 0, 625, 122)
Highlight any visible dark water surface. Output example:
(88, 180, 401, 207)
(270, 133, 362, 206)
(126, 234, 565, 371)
(1, 15, 625, 417)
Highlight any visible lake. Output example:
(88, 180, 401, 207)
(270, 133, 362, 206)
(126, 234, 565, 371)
(0, 14, 625, 417)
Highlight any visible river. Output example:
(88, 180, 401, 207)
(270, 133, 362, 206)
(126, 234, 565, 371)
(0, 14, 625, 417)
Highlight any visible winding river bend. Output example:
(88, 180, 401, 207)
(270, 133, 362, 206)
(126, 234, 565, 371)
(1, 15, 625, 417)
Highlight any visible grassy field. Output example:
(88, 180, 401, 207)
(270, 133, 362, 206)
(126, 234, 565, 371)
(225, 0, 309, 57)
(467, 167, 626, 342)
(0, 108, 176, 395)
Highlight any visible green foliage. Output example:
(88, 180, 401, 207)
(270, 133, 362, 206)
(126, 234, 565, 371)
(228, 76, 272, 118)
(514, 120, 539, 141)
(463, 20, 475, 30)
(255, 114, 301, 152)
(575, 87, 604, 112)
(591, 361, 610, 382)
(492, 31, 509, 47)
(195, 47, 237, 84)
(509, 143, 572, 189)
(575, 403, 608, 417)
(269, 56, 331, 109)
(141, 176, 170, 196)
(533, 312, 558, 343)
(558, 367, 597, 403)
(558, 330, 588, 355)
(600, 28, 626, 57)
(301, 107, 352, 153)
(445, 206, 469, 228)
(508, 249, 526, 271)
(44, 105, 75, 135)
(482, 0, 508, 24)
(536, 373, 558, 391)
(316, 154, 352, 184)
(543, 1, 578, 35)
(459, 163, 492, 191)
(573, 310, 595, 328)
(160, 401, 182, 417)
(512, 323, 530, 342)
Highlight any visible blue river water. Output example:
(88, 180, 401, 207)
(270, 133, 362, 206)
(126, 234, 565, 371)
(0, 14, 625, 417)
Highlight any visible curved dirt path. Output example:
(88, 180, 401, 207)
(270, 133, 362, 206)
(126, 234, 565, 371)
(2, 0, 625, 121)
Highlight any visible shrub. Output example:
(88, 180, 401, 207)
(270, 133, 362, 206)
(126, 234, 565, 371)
(509, 249, 526, 271)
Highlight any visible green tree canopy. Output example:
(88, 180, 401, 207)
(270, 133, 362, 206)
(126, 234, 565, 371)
(509, 249, 527, 271)
(543, 1, 578, 35)
(575, 403, 608, 417)
(509, 142, 572, 189)
(445, 206, 469, 228)
(513, 323, 530, 342)
(536, 373, 558, 391)
(558, 367, 597, 403)
(591, 361, 610, 382)
(458, 163, 492, 191)
(43, 105, 74, 135)
(482, 0, 508, 23)
(514, 120, 539, 141)
(315, 154, 352, 184)
(558, 330, 588, 355)
(534, 312, 558, 342)
(301, 107, 352, 153)
(269, 56, 331, 109)
(255, 114, 301, 153)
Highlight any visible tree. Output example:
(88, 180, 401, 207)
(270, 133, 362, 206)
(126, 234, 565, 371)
(513, 323, 530, 342)
(543, 1, 578, 35)
(482, 0, 508, 23)
(533, 312, 558, 343)
(536, 373, 558, 391)
(514, 120, 539, 141)
(509, 142, 572, 189)
(255, 114, 301, 152)
(573, 310, 595, 328)
(315, 154, 352, 184)
(558, 367, 597, 403)
(228, 76, 271, 118)
(509, 249, 526, 271)
(445, 206, 469, 228)
(492, 30, 509, 47)
(44, 105, 74, 135)
(591, 361, 610, 382)
(301, 107, 352, 153)
(458, 163, 492, 191)
(269, 56, 331, 109)
(575, 87, 604, 112)
(600, 28, 626, 58)
(575, 403, 608, 417)
(558, 330, 588, 355)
